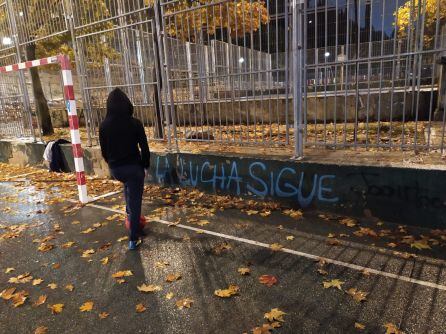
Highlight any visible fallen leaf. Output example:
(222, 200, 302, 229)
(383, 323, 403, 334)
(100, 257, 109, 265)
(214, 284, 239, 298)
(410, 240, 431, 250)
(137, 284, 162, 293)
(166, 273, 182, 282)
(135, 303, 146, 313)
(238, 267, 251, 276)
(34, 295, 47, 307)
(81, 249, 95, 258)
(355, 322, 366, 330)
(166, 292, 174, 300)
(34, 326, 48, 334)
(9, 272, 33, 284)
(47, 283, 57, 290)
(387, 242, 397, 248)
(32, 279, 44, 286)
(339, 218, 357, 227)
(38, 243, 54, 252)
(81, 228, 96, 234)
(99, 312, 109, 319)
(246, 210, 259, 216)
(327, 233, 336, 238)
(259, 275, 278, 287)
(347, 288, 368, 303)
(270, 243, 284, 251)
(212, 242, 232, 255)
(49, 303, 64, 314)
(116, 279, 126, 284)
(79, 301, 94, 312)
(65, 284, 74, 292)
(283, 209, 303, 219)
(0, 287, 16, 300)
(62, 241, 75, 248)
(286, 235, 295, 241)
(112, 270, 133, 278)
(117, 236, 129, 242)
(175, 298, 193, 309)
(5, 267, 15, 273)
(11, 290, 28, 307)
(72, 220, 81, 225)
(155, 261, 169, 268)
(197, 220, 210, 226)
(264, 308, 286, 322)
(323, 279, 344, 290)
(52, 263, 60, 269)
(252, 324, 273, 334)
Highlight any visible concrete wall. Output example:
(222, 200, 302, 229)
(0, 139, 445, 228)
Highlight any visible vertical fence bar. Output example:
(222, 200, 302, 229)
(292, 0, 304, 158)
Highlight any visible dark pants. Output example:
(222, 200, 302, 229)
(110, 164, 144, 241)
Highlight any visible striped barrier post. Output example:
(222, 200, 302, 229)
(0, 55, 89, 203)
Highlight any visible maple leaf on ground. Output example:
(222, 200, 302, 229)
(269, 243, 284, 252)
(9, 273, 33, 284)
(38, 243, 54, 252)
(252, 324, 273, 334)
(99, 312, 109, 319)
(65, 284, 74, 292)
(81, 228, 95, 234)
(259, 275, 278, 287)
(34, 326, 48, 334)
(282, 209, 303, 219)
(212, 242, 232, 255)
(286, 235, 295, 241)
(264, 308, 286, 322)
(384, 323, 404, 334)
(246, 210, 259, 216)
(117, 236, 129, 242)
(166, 273, 182, 282)
(79, 301, 94, 312)
(410, 240, 431, 250)
(347, 288, 368, 303)
(81, 249, 95, 258)
(238, 267, 251, 275)
(47, 283, 57, 290)
(112, 270, 133, 278)
(339, 218, 357, 227)
(155, 261, 169, 268)
(32, 279, 44, 286)
(61, 241, 75, 248)
(52, 263, 61, 269)
(317, 268, 328, 276)
(5, 267, 15, 273)
(323, 279, 344, 290)
(137, 284, 162, 293)
(11, 290, 28, 307)
(34, 295, 47, 307)
(100, 257, 109, 265)
(197, 220, 210, 226)
(0, 288, 16, 300)
(175, 298, 194, 309)
(166, 292, 174, 300)
(135, 303, 147, 313)
(355, 322, 366, 330)
(71, 220, 81, 225)
(214, 284, 240, 298)
(49, 303, 64, 314)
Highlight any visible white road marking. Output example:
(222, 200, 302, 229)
(2, 171, 41, 181)
(88, 190, 122, 203)
(86, 202, 446, 291)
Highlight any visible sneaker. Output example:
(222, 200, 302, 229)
(128, 240, 140, 250)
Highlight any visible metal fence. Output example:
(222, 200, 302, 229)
(0, 0, 445, 157)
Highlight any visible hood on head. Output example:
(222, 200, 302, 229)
(106, 88, 134, 118)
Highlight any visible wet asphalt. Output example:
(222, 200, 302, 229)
(0, 181, 445, 334)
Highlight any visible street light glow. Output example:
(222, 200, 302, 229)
(324, 52, 330, 57)
(239, 57, 245, 64)
(2, 37, 12, 46)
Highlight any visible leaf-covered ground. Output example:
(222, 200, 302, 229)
(1, 163, 446, 334)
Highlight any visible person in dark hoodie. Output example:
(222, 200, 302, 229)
(99, 88, 150, 250)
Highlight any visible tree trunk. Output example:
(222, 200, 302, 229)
(25, 43, 53, 135)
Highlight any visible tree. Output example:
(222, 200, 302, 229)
(394, 0, 446, 48)
(158, 0, 270, 41)
(10, 0, 117, 135)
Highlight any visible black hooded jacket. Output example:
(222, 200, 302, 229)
(99, 88, 150, 169)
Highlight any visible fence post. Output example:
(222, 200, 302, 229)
(185, 42, 194, 101)
(292, 0, 304, 158)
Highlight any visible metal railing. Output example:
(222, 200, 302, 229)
(0, 0, 444, 157)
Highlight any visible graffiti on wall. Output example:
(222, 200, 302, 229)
(154, 156, 339, 208)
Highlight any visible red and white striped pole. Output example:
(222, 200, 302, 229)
(0, 55, 89, 203)
(58, 55, 89, 203)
